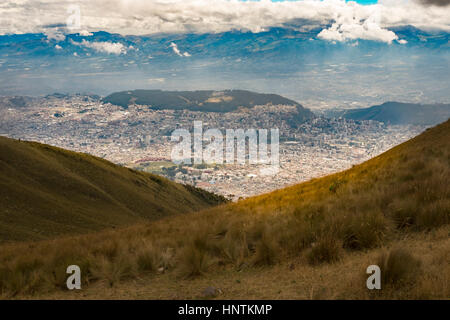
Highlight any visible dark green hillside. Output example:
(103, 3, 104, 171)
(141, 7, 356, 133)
(103, 89, 315, 119)
(342, 101, 450, 125)
(0, 137, 226, 242)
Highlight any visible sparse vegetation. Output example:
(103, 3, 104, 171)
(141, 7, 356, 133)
(178, 246, 213, 279)
(307, 236, 342, 265)
(376, 248, 422, 288)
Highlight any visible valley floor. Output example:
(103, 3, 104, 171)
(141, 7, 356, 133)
(25, 226, 449, 300)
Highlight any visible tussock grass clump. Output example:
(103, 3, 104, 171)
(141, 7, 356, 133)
(341, 211, 388, 250)
(377, 248, 421, 287)
(0, 263, 43, 297)
(417, 199, 450, 230)
(90, 256, 135, 287)
(252, 233, 279, 266)
(221, 228, 249, 267)
(46, 253, 93, 290)
(136, 248, 159, 273)
(177, 246, 212, 279)
(307, 237, 342, 265)
(390, 198, 419, 229)
(391, 197, 450, 231)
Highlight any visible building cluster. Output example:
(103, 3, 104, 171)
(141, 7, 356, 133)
(0, 95, 426, 200)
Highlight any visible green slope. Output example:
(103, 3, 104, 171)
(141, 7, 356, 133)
(342, 101, 450, 125)
(0, 137, 226, 242)
(102, 89, 315, 120)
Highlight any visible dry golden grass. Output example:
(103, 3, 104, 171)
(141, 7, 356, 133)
(0, 120, 449, 299)
(13, 226, 450, 300)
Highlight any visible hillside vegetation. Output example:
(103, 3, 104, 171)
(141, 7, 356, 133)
(342, 102, 450, 125)
(0, 120, 449, 299)
(103, 89, 315, 118)
(0, 136, 226, 242)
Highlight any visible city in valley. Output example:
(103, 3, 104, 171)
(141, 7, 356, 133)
(0, 94, 426, 200)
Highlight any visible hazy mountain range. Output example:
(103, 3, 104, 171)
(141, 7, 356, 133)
(102, 89, 314, 117)
(102, 90, 450, 125)
(341, 102, 450, 125)
(2, 89, 449, 126)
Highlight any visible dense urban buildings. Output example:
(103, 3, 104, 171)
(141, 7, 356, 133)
(0, 94, 425, 199)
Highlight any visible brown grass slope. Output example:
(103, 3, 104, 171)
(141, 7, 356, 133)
(0, 137, 226, 242)
(0, 120, 449, 299)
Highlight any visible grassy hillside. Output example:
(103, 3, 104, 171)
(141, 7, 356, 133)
(0, 137, 226, 242)
(103, 89, 315, 119)
(0, 120, 449, 299)
(342, 102, 450, 125)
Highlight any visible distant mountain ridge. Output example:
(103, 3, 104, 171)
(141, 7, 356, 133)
(0, 137, 226, 242)
(103, 89, 315, 119)
(341, 101, 450, 125)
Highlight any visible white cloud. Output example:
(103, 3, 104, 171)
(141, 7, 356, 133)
(0, 0, 449, 44)
(318, 15, 400, 43)
(45, 30, 66, 42)
(78, 30, 93, 36)
(73, 39, 127, 54)
(147, 78, 165, 83)
(55, 44, 62, 49)
(170, 42, 191, 57)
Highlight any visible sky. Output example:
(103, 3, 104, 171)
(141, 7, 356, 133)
(350, 0, 378, 3)
(270, 0, 377, 3)
(1, 0, 449, 42)
(0, 0, 449, 101)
